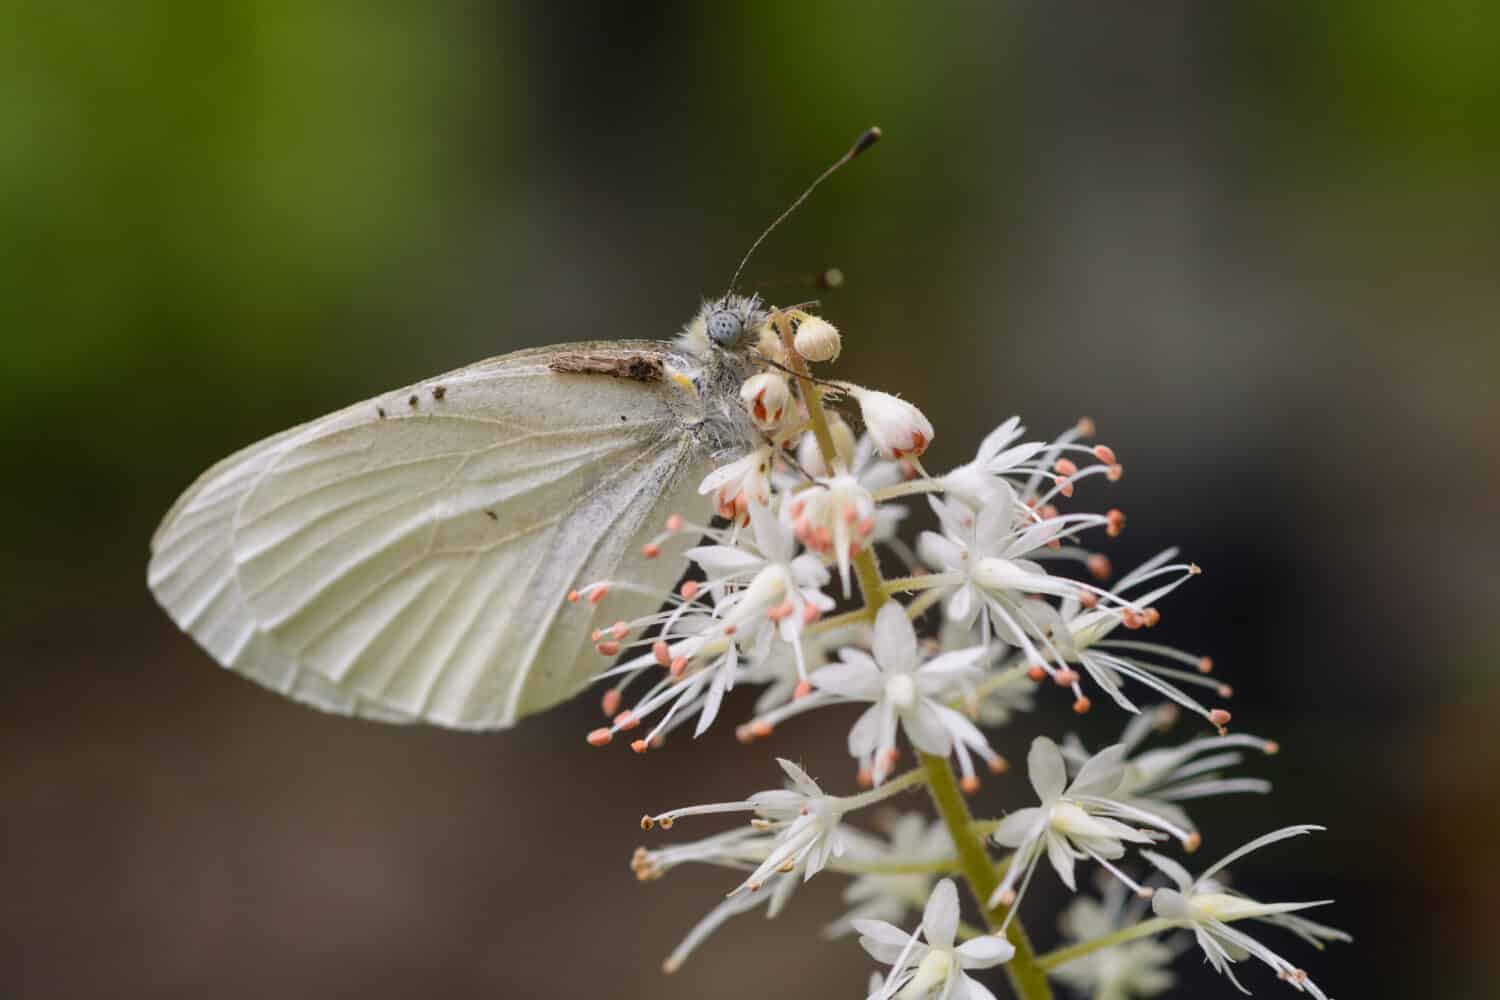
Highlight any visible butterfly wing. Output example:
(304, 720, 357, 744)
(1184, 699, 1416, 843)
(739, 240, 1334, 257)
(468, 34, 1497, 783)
(148, 341, 717, 729)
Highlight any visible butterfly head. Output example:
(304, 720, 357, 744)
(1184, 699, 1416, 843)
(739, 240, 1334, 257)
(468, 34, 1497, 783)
(690, 293, 769, 352)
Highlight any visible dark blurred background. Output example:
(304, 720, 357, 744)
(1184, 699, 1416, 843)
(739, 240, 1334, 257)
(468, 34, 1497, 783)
(3, 3, 1497, 997)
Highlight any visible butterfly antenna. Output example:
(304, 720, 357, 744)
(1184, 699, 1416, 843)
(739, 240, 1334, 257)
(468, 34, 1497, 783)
(726, 126, 882, 295)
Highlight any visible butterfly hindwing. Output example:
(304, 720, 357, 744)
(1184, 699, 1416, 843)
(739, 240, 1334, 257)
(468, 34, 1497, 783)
(149, 341, 717, 729)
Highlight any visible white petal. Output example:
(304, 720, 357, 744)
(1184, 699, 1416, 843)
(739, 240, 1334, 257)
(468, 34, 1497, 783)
(928, 495, 974, 539)
(693, 666, 730, 737)
(1140, 849, 1195, 892)
(697, 460, 742, 494)
(775, 757, 821, 796)
(991, 807, 1045, 847)
(928, 703, 992, 754)
(1028, 736, 1067, 802)
(1062, 812, 1150, 845)
(790, 553, 832, 589)
(1151, 887, 1192, 921)
(946, 583, 974, 624)
(973, 499, 1014, 555)
(918, 531, 964, 572)
(956, 935, 1014, 969)
(1068, 743, 1128, 798)
(1045, 832, 1077, 890)
(860, 934, 919, 965)
(986, 440, 1043, 473)
(1198, 824, 1325, 886)
(873, 601, 919, 673)
(921, 878, 960, 950)
(852, 918, 912, 948)
(747, 499, 789, 562)
(684, 544, 763, 578)
(848, 703, 883, 757)
(812, 656, 883, 699)
(748, 788, 804, 815)
(903, 701, 953, 756)
(975, 416, 1023, 461)
(917, 645, 988, 682)
(875, 702, 899, 768)
(960, 971, 1002, 1000)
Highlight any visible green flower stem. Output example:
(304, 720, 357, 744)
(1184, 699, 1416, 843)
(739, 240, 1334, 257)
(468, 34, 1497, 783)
(902, 587, 947, 621)
(971, 663, 1030, 701)
(804, 605, 878, 637)
(852, 547, 891, 616)
(882, 572, 963, 594)
(872, 477, 948, 502)
(1035, 917, 1173, 973)
(971, 819, 1002, 838)
(921, 752, 1053, 1000)
(838, 765, 928, 811)
(773, 311, 841, 476)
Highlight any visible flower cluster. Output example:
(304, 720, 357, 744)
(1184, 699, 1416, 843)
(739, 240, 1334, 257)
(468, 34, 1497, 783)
(571, 303, 1346, 998)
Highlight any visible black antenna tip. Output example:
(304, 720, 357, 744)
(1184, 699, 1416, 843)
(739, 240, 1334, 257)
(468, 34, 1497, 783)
(851, 126, 882, 157)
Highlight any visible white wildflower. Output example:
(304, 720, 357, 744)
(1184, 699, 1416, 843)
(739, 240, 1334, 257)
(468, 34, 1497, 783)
(989, 737, 1195, 919)
(642, 758, 920, 895)
(858, 878, 1014, 1000)
(1046, 551, 1231, 728)
(812, 602, 998, 785)
(793, 412, 857, 478)
(842, 384, 935, 460)
(1062, 706, 1279, 837)
(790, 472, 879, 596)
(630, 825, 773, 882)
(739, 371, 794, 433)
(793, 313, 842, 362)
(582, 498, 840, 750)
(699, 444, 774, 520)
(687, 498, 834, 665)
(1147, 826, 1349, 998)
(793, 431, 910, 545)
(919, 502, 1223, 723)
(918, 496, 1116, 679)
(939, 416, 1122, 511)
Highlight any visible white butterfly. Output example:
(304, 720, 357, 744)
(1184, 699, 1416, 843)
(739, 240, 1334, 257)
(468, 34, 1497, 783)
(147, 296, 768, 729)
(149, 126, 881, 731)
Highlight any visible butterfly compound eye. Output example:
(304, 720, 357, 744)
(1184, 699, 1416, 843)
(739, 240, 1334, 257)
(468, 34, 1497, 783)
(706, 309, 744, 347)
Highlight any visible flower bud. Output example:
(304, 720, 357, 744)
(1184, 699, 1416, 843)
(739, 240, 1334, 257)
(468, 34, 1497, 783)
(846, 385, 934, 459)
(797, 414, 856, 478)
(739, 372, 792, 432)
(793, 315, 841, 362)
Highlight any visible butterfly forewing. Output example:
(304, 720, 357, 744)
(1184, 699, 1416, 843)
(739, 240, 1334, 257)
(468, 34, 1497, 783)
(149, 341, 716, 729)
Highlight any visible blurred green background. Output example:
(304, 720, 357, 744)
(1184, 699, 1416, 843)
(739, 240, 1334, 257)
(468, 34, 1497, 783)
(3, 3, 1497, 997)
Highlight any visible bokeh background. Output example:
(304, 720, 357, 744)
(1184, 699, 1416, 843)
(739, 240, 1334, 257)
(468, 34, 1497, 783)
(4, 3, 1497, 997)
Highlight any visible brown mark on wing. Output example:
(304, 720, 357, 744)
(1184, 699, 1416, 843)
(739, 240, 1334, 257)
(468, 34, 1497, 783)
(548, 351, 664, 383)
